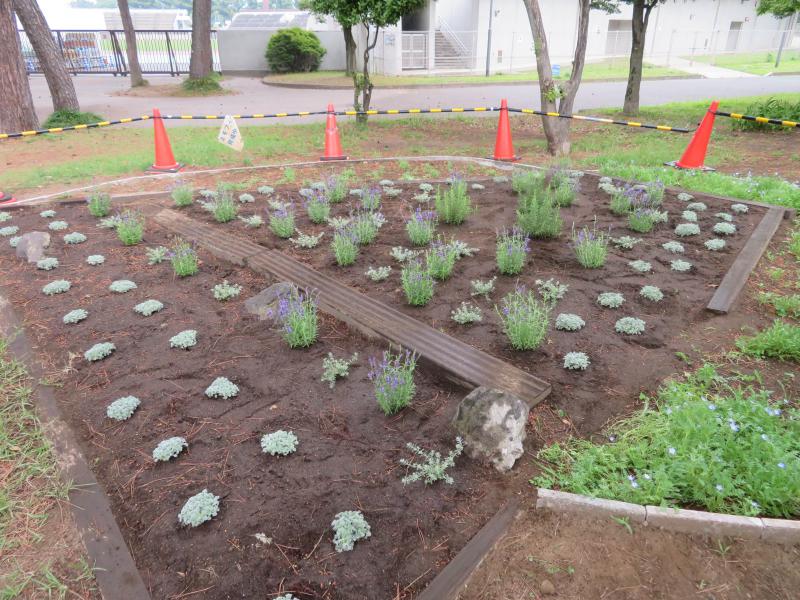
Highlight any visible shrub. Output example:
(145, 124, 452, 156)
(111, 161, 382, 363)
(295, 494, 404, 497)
(400, 437, 464, 485)
(36, 257, 58, 271)
(555, 313, 585, 332)
(212, 280, 242, 301)
(0, 226, 19, 237)
(758, 293, 800, 319)
(269, 203, 296, 238)
(331, 510, 371, 553)
(178, 490, 220, 527)
(713, 222, 737, 236)
(170, 240, 199, 277)
(517, 190, 562, 239)
(640, 285, 664, 302)
(291, 231, 324, 248)
(495, 227, 530, 275)
(675, 223, 700, 237)
(86, 254, 105, 265)
(321, 352, 358, 389)
(629, 259, 652, 273)
(134, 300, 164, 316)
(612, 235, 641, 250)
(733, 96, 800, 132)
(496, 286, 550, 351)
(681, 210, 698, 223)
(48, 220, 68, 231)
(628, 209, 657, 233)
(571, 221, 608, 269)
(705, 238, 726, 251)
(365, 266, 391, 282)
(686, 202, 707, 212)
(40, 209, 56, 218)
(512, 170, 546, 196)
(84, 342, 115, 362)
(671, 259, 692, 272)
(305, 190, 330, 224)
(351, 211, 380, 245)
(205, 376, 239, 399)
(117, 211, 144, 245)
(406, 207, 437, 246)
(260, 430, 299, 456)
(146, 246, 168, 265)
(662, 240, 685, 253)
(0, 212, 11, 223)
(597, 292, 624, 308)
(272, 288, 318, 348)
(470, 277, 496, 299)
(730, 203, 748, 214)
(41, 109, 104, 129)
(8, 236, 20, 248)
(170, 330, 197, 349)
(615, 317, 646, 335)
(426, 238, 459, 280)
(535, 278, 568, 304)
(451, 302, 483, 325)
(153, 437, 187, 462)
(677, 192, 694, 202)
(109, 279, 136, 293)
(716, 212, 734, 222)
(331, 227, 359, 266)
(239, 193, 254, 204)
(43, 280, 71, 295)
(172, 184, 194, 207)
(368, 349, 417, 415)
(266, 28, 326, 73)
(360, 186, 382, 211)
(390, 246, 420, 263)
(239, 214, 264, 228)
(401, 260, 435, 306)
(736, 320, 800, 362)
(87, 192, 111, 217)
(434, 177, 472, 225)
(213, 191, 238, 223)
(563, 351, 590, 370)
(106, 396, 140, 421)
(62, 308, 88, 324)
(63, 232, 87, 244)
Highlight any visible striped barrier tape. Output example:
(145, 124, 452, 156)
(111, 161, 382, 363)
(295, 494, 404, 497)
(714, 110, 799, 129)
(510, 108, 691, 132)
(0, 115, 151, 139)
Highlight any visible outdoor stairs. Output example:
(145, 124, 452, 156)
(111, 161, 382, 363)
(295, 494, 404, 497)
(153, 209, 551, 407)
(434, 31, 472, 70)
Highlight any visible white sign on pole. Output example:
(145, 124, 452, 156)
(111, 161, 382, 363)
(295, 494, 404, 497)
(218, 115, 244, 152)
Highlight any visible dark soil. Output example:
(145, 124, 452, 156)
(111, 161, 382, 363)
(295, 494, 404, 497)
(0, 203, 522, 600)
(182, 172, 766, 433)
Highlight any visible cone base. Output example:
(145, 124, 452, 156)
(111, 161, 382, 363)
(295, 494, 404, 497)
(146, 163, 183, 174)
(319, 155, 348, 161)
(0, 191, 14, 204)
(491, 155, 520, 163)
(665, 160, 716, 172)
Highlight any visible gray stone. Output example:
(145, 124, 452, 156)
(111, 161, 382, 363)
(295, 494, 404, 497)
(452, 386, 528, 472)
(540, 580, 556, 596)
(244, 282, 293, 321)
(536, 488, 647, 523)
(15, 232, 50, 263)
(645, 506, 763, 540)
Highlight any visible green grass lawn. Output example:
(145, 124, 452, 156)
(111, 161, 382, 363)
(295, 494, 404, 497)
(688, 50, 800, 75)
(263, 60, 690, 87)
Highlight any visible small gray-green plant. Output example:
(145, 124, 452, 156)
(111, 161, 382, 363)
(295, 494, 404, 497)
(418, 182, 434, 193)
(662, 241, 685, 253)
(713, 222, 736, 236)
(212, 280, 242, 301)
(327, 216, 351, 230)
(681, 210, 698, 223)
(496, 286, 550, 351)
(677, 192, 694, 202)
(401, 260, 435, 306)
(153, 437, 187, 462)
(365, 266, 391, 282)
(615, 317, 646, 335)
(0, 226, 19, 237)
(40, 209, 56, 218)
(400, 437, 464, 485)
(205, 376, 239, 399)
(671, 259, 692, 272)
(170, 329, 197, 349)
(43, 280, 71, 295)
(640, 285, 664, 302)
(492, 175, 509, 183)
(171, 184, 194, 207)
(332, 227, 359, 266)
(198, 189, 217, 199)
(239, 214, 263, 228)
(257, 185, 274, 195)
(238, 193, 254, 204)
(629, 260, 652, 273)
(48, 220, 68, 231)
(62, 308, 88, 324)
(86, 254, 105, 265)
(434, 177, 472, 225)
(368, 348, 417, 415)
(563, 351, 590, 370)
(260, 430, 299, 456)
(597, 292, 624, 308)
(9, 236, 20, 247)
(170, 240, 199, 277)
(705, 238, 726, 251)
(686, 202, 707, 212)
(146, 246, 168, 264)
(106, 396, 140, 421)
(470, 276, 496, 299)
(449, 239, 479, 258)
(470, 183, 485, 191)
(116, 211, 144, 245)
(321, 352, 358, 388)
(178, 489, 219, 527)
(290, 231, 324, 248)
(675, 223, 700, 237)
(63, 232, 87, 244)
(535, 278, 568, 304)
(451, 302, 483, 325)
(134, 299, 164, 316)
(84, 341, 115, 362)
(555, 313, 585, 331)
(109, 279, 137, 293)
(612, 236, 641, 250)
(269, 203, 296, 238)
(715, 212, 734, 222)
(730, 203, 748, 214)
(390, 246, 420, 263)
(97, 215, 121, 229)
(331, 510, 371, 552)
(87, 191, 111, 217)
(36, 257, 58, 270)
(413, 192, 430, 202)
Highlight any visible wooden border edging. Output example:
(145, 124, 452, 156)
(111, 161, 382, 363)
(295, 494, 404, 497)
(707, 206, 785, 314)
(416, 499, 521, 600)
(536, 489, 800, 544)
(0, 293, 151, 600)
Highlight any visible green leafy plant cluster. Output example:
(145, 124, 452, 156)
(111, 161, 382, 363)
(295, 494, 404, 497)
(425, 238, 459, 280)
(321, 352, 358, 388)
(331, 510, 371, 553)
(84, 341, 115, 362)
(212, 280, 242, 301)
(170, 329, 197, 350)
(434, 177, 472, 225)
(205, 376, 239, 399)
(178, 489, 220, 527)
(571, 221, 608, 269)
(213, 190, 239, 223)
(400, 437, 464, 485)
(401, 259, 435, 306)
(170, 240, 199, 277)
(495, 228, 530, 275)
(171, 184, 194, 207)
(496, 286, 550, 350)
(368, 349, 417, 415)
(331, 227, 359, 266)
(451, 302, 483, 325)
(265, 27, 326, 73)
(260, 430, 299, 456)
(737, 320, 800, 362)
(62, 308, 88, 324)
(106, 396, 140, 421)
(153, 437, 187, 462)
(516, 188, 562, 239)
(87, 191, 111, 217)
(117, 211, 145, 245)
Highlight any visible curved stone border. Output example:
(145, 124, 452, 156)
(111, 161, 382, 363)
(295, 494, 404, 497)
(536, 488, 800, 544)
(0, 292, 151, 600)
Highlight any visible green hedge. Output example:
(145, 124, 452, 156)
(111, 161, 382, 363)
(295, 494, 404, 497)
(266, 28, 326, 73)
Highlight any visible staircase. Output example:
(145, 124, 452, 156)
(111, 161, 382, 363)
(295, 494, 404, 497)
(434, 30, 473, 70)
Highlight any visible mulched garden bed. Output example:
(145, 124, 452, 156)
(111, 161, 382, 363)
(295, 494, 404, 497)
(0, 203, 518, 599)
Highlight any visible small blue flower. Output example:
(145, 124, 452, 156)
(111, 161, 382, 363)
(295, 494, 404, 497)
(777, 462, 786, 469)
(668, 447, 676, 456)
(708, 404, 717, 411)
(643, 473, 652, 480)
(715, 484, 723, 492)
(761, 433, 769, 441)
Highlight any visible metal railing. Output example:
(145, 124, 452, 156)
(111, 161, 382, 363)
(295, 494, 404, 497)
(17, 29, 220, 76)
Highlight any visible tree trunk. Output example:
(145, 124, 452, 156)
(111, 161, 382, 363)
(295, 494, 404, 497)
(343, 25, 356, 76)
(522, 0, 590, 156)
(189, 0, 213, 79)
(623, 1, 653, 116)
(0, 0, 38, 132)
(117, 0, 146, 87)
(353, 25, 377, 125)
(13, 0, 79, 112)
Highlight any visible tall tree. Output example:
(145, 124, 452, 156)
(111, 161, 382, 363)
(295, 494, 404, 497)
(522, 0, 591, 156)
(302, 0, 357, 75)
(14, 0, 80, 112)
(118, 0, 147, 86)
(757, 0, 799, 68)
(189, 0, 213, 79)
(622, 0, 663, 116)
(0, 0, 38, 132)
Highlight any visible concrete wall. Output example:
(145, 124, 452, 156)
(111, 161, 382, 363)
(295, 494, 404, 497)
(218, 28, 346, 74)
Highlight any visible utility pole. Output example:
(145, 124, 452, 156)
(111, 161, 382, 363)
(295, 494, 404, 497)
(485, 0, 494, 76)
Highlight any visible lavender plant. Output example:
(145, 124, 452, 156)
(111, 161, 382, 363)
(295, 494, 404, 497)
(213, 191, 238, 223)
(87, 191, 111, 217)
(260, 430, 298, 456)
(321, 352, 358, 388)
(324, 175, 348, 203)
(496, 286, 550, 350)
(401, 260, 435, 306)
(269, 203, 296, 238)
(205, 376, 239, 399)
(351, 211, 380, 245)
(305, 190, 331, 224)
(434, 176, 472, 225)
(153, 437, 187, 462)
(628, 209, 657, 233)
(169, 330, 197, 349)
(368, 348, 418, 415)
(360, 186, 382, 211)
(331, 227, 359, 266)
(169, 240, 199, 277)
(426, 238, 459, 280)
(116, 211, 144, 245)
(450, 302, 483, 325)
(331, 511, 371, 552)
(516, 191, 562, 239)
(512, 170, 546, 196)
(563, 352, 590, 370)
(406, 207, 437, 246)
(171, 184, 194, 207)
(106, 396, 140, 421)
(178, 490, 219, 527)
(571, 221, 608, 268)
(495, 227, 530, 275)
(272, 288, 318, 348)
(400, 437, 464, 485)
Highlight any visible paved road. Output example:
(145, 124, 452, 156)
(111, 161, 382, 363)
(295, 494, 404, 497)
(27, 73, 800, 129)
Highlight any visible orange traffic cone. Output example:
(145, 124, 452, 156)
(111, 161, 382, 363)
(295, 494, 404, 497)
(320, 104, 346, 161)
(147, 108, 182, 173)
(0, 190, 15, 205)
(667, 100, 719, 171)
(493, 99, 519, 162)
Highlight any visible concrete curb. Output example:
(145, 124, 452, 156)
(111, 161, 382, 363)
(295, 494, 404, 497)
(536, 488, 800, 544)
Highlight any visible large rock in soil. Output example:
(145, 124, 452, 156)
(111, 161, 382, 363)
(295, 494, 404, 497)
(15, 232, 50, 263)
(452, 386, 529, 472)
(244, 282, 293, 321)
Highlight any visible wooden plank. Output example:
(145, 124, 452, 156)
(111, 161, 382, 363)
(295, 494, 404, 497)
(154, 209, 551, 406)
(707, 207, 785, 314)
(416, 500, 521, 600)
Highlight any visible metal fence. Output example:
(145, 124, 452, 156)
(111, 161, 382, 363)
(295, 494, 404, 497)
(18, 29, 220, 76)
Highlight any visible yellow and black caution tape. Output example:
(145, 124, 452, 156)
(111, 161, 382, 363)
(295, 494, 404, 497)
(512, 108, 691, 133)
(0, 115, 151, 139)
(714, 110, 799, 129)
